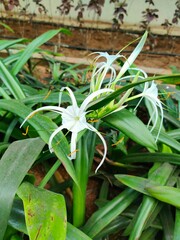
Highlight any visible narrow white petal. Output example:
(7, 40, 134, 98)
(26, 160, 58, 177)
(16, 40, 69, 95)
(70, 132, 78, 159)
(146, 97, 158, 131)
(48, 125, 65, 153)
(20, 106, 64, 128)
(129, 67, 148, 78)
(86, 123, 107, 172)
(60, 87, 78, 108)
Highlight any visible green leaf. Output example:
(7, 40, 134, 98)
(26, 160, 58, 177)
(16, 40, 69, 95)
(174, 209, 180, 240)
(17, 182, 67, 240)
(159, 205, 174, 240)
(115, 163, 175, 196)
(167, 129, 180, 140)
(0, 39, 26, 51)
(82, 189, 139, 238)
(0, 138, 45, 239)
(120, 152, 180, 165)
(0, 60, 25, 99)
(115, 31, 148, 80)
(152, 128, 180, 152)
(9, 199, 92, 240)
(0, 22, 14, 33)
(146, 186, 180, 208)
(140, 227, 159, 240)
(103, 109, 157, 150)
(123, 162, 174, 239)
(88, 74, 180, 111)
(66, 223, 92, 240)
(115, 175, 158, 196)
(173, 178, 180, 240)
(9, 198, 27, 234)
(11, 28, 70, 76)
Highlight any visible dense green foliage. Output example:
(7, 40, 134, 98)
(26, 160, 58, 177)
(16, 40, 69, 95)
(0, 28, 180, 240)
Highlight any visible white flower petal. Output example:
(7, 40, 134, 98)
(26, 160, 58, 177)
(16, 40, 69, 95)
(70, 132, 78, 159)
(141, 81, 163, 141)
(48, 124, 65, 153)
(20, 105, 64, 128)
(86, 123, 107, 173)
(60, 87, 78, 108)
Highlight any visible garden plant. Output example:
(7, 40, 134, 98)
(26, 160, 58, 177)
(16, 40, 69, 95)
(0, 28, 180, 240)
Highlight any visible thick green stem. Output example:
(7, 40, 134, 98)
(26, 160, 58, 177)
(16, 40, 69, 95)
(73, 135, 89, 227)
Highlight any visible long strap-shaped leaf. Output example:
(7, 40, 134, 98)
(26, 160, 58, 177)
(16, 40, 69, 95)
(0, 38, 26, 51)
(88, 74, 180, 111)
(120, 152, 180, 165)
(0, 138, 45, 239)
(0, 60, 25, 99)
(115, 31, 148, 82)
(82, 188, 139, 238)
(11, 28, 70, 76)
(103, 109, 157, 150)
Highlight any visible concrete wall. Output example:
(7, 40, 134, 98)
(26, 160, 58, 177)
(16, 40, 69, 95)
(0, 0, 179, 35)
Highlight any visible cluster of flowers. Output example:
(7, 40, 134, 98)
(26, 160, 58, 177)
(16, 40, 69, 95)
(21, 33, 163, 172)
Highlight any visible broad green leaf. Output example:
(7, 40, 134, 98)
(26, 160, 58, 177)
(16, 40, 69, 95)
(0, 138, 45, 239)
(12, 28, 70, 75)
(103, 109, 157, 150)
(9, 199, 92, 240)
(17, 182, 67, 240)
(0, 60, 25, 99)
(0, 99, 79, 186)
(146, 186, 180, 208)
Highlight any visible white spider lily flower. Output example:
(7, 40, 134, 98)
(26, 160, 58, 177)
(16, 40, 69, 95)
(132, 81, 163, 141)
(89, 32, 148, 92)
(20, 87, 113, 172)
(90, 52, 124, 91)
(142, 81, 163, 140)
